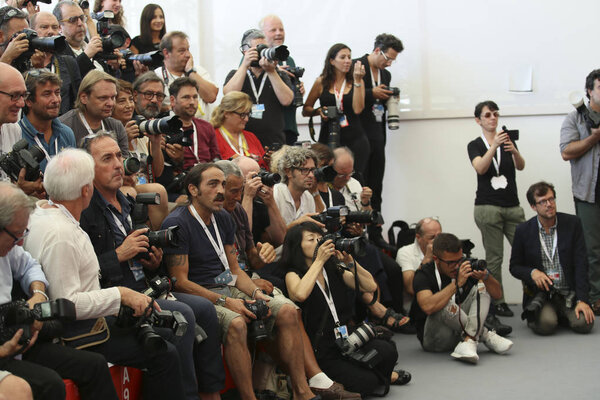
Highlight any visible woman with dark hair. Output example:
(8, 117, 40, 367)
(93, 0, 125, 27)
(282, 221, 411, 396)
(303, 43, 370, 175)
(130, 4, 166, 54)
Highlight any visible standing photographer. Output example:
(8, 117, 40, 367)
(282, 221, 409, 396)
(0, 6, 44, 71)
(411, 233, 513, 363)
(223, 28, 293, 148)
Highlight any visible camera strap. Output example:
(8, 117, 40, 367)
(316, 269, 341, 327)
(539, 228, 558, 264)
(79, 112, 106, 137)
(188, 205, 230, 271)
(187, 122, 200, 162)
(333, 80, 346, 113)
(247, 70, 268, 103)
(220, 126, 249, 157)
(33, 135, 58, 163)
(479, 133, 501, 176)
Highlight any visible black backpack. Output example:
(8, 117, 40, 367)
(387, 220, 416, 252)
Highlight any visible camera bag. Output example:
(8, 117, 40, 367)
(61, 317, 110, 350)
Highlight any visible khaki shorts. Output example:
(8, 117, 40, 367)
(211, 286, 297, 343)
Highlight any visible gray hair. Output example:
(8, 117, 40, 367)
(277, 147, 317, 183)
(215, 160, 242, 179)
(258, 14, 281, 31)
(44, 148, 94, 201)
(80, 130, 117, 153)
(333, 146, 354, 162)
(0, 182, 34, 230)
(53, 1, 78, 24)
(241, 28, 264, 49)
(132, 71, 164, 92)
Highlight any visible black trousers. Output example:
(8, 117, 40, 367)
(2, 342, 119, 400)
(380, 251, 406, 314)
(364, 138, 386, 212)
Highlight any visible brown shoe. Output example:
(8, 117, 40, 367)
(310, 382, 362, 400)
(592, 299, 600, 316)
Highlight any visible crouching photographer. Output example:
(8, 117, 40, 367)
(282, 221, 411, 396)
(410, 233, 513, 364)
(78, 134, 224, 399)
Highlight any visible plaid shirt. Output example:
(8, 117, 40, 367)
(538, 217, 568, 291)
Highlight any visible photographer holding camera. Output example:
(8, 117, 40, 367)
(78, 133, 225, 400)
(223, 28, 294, 148)
(411, 233, 513, 363)
(509, 181, 594, 335)
(2, 181, 120, 400)
(0, 6, 45, 71)
(282, 221, 410, 396)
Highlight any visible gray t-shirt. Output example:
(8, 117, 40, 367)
(58, 109, 128, 154)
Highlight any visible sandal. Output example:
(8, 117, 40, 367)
(371, 308, 410, 333)
(390, 369, 411, 386)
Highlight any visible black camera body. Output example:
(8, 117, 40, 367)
(0, 139, 44, 182)
(250, 44, 289, 68)
(521, 287, 554, 323)
(255, 169, 281, 187)
(288, 66, 305, 107)
(312, 206, 349, 233)
(13, 29, 67, 71)
(346, 210, 384, 226)
(462, 257, 487, 271)
(322, 233, 368, 258)
(313, 165, 336, 183)
(123, 154, 141, 176)
(502, 125, 519, 142)
(571, 95, 600, 131)
(131, 193, 180, 259)
(0, 299, 76, 346)
(384, 86, 400, 97)
(244, 299, 270, 341)
(120, 49, 164, 70)
(93, 11, 126, 57)
(322, 107, 341, 149)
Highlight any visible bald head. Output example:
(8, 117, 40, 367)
(0, 63, 26, 124)
(233, 156, 260, 177)
(259, 14, 285, 47)
(415, 217, 442, 253)
(31, 11, 60, 37)
(332, 147, 355, 189)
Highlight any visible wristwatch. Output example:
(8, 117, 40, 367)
(215, 295, 227, 306)
(353, 82, 362, 88)
(185, 67, 196, 76)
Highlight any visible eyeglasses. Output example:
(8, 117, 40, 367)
(139, 91, 166, 101)
(0, 8, 27, 28)
(3, 227, 29, 245)
(438, 257, 462, 267)
(335, 171, 355, 179)
(60, 14, 87, 24)
(481, 111, 499, 119)
(536, 197, 556, 206)
(232, 111, 250, 120)
(24, 68, 51, 80)
(0, 90, 29, 102)
(381, 51, 396, 64)
(295, 167, 316, 176)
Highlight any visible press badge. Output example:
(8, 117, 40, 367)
(547, 272, 560, 281)
(130, 260, 145, 281)
(490, 175, 508, 190)
(339, 114, 349, 128)
(215, 269, 237, 286)
(136, 174, 147, 185)
(334, 325, 349, 340)
(251, 104, 265, 119)
(372, 103, 385, 122)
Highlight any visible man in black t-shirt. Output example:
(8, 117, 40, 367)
(467, 100, 526, 318)
(410, 233, 513, 364)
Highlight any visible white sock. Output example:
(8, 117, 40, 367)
(308, 372, 334, 389)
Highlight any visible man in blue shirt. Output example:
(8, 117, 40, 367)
(19, 70, 76, 172)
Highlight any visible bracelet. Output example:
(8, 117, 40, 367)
(353, 82, 362, 88)
(251, 287, 261, 299)
(312, 191, 320, 198)
(483, 269, 490, 281)
(32, 289, 49, 301)
(361, 200, 371, 207)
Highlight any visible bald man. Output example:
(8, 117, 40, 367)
(259, 14, 304, 145)
(0, 63, 45, 198)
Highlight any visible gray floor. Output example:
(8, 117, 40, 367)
(388, 304, 600, 399)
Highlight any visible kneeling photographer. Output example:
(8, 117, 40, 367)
(509, 182, 594, 335)
(411, 233, 513, 364)
(78, 135, 224, 399)
(282, 221, 411, 396)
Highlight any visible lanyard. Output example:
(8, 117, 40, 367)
(109, 208, 131, 237)
(480, 133, 500, 176)
(434, 263, 455, 302)
(315, 269, 340, 326)
(333, 80, 346, 112)
(325, 188, 333, 208)
(539, 228, 558, 264)
(186, 122, 200, 162)
(247, 70, 267, 103)
(220, 127, 248, 157)
(79, 112, 105, 136)
(189, 205, 230, 270)
(370, 68, 379, 88)
(47, 199, 79, 226)
(33, 135, 58, 163)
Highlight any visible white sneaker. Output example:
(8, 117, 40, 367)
(451, 338, 479, 364)
(483, 330, 513, 354)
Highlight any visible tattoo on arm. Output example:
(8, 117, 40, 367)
(229, 248, 237, 255)
(166, 254, 186, 269)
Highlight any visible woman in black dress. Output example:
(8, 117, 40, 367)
(130, 4, 166, 54)
(282, 222, 411, 396)
(303, 43, 370, 175)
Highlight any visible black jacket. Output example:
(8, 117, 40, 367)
(354, 53, 391, 141)
(509, 212, 589, 304)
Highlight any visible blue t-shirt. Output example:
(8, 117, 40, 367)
(162, 206, 236, 286)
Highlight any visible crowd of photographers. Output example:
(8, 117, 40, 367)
(0, 1, 598, 399)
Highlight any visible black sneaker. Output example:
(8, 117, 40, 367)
(494, 303, 514, 317)
(485, 314, 512, 337)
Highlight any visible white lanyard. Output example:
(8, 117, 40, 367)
(188, 123, 200, 162)
(33, 135, 58, 163)
(434, 263, 455, 302)
(539, 228, 558, 264)
(108, 207, 131, 237)
(47, 199, 79, 226)
(189, 205, 230, 270)
(334, 80, 346, 112)
(247, 70, 268, 103)
(480, 133, 500, 176)
(221, 128, 245, 156)
(79, 112, 106, 136)
(315, 269, 340, 326)
(326, 188, 333, 208)
(370, 68, 379, 88)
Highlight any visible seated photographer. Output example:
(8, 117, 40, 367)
(79, 134, 225, 399)
(0, 371, 31, 400)
(233, 155, 287, 248)
(169, 77, 221, 170)
(0, 6, 45, 71)
(112, 78, 168, 228)
(509, 181, 595, 335)
(223, 28, 293, 148)
(30, 11, 82, 115)
(283, 221, 410, 396)
(411, 233, 513, 363)
(212, 91, 268, 169)
(19, 70, 76, 173)
(2, 182, 119, 400)
(59, 70, 128, 152)
(161, 162, 317, 400)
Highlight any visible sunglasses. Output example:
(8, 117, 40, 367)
(481, 111, 499, 119)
